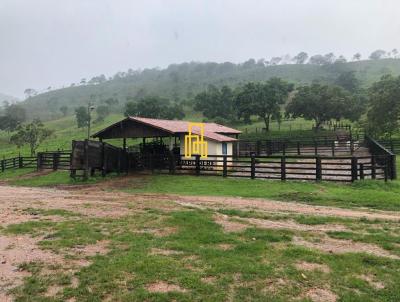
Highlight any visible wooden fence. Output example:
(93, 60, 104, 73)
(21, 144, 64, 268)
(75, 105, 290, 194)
(149, 154, 392, 182)
(365, 136, 396, 180)
(37, 151, 71, 171)
(377, 139, 400, 155)
(0, 156, 37, 172)
(238, 138, 358, 157)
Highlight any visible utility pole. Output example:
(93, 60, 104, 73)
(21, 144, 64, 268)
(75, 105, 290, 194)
(87, 102, 95, 140)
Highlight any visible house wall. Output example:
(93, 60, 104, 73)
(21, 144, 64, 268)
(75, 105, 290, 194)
(179, 134, 232, 158)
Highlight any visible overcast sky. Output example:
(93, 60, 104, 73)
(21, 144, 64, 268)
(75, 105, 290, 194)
(1, 0, 399, 98)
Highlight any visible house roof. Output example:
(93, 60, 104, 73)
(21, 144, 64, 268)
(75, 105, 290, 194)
(92, 116, 241, 142)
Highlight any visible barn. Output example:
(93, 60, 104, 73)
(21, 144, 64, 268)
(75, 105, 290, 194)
(91, 116, 241, 158)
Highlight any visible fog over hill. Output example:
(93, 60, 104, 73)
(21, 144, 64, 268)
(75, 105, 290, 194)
(0, 93, 19, 107)
(19, 58, 400, 120)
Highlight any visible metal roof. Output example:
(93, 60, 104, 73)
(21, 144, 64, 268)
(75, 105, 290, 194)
(92, 116, 241, 142)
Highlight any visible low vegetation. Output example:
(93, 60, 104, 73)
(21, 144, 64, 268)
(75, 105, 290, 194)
(1, 181, 400, 301)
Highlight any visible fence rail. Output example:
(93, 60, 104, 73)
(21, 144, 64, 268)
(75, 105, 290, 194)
(150, 154, 392, 183)
(377, 139, 400, 155)
(365, 136, 396, 180)
(238, 137, 358, 157)
(0, 156, 37, 172)
(0, 150, 71, 173)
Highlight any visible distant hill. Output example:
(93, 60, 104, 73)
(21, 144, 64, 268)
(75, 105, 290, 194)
(0, 93, 19, 107)
(20, 58, 400, 120)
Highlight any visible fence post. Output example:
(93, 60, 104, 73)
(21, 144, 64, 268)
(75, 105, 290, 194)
(1, 159, 4, 172)
(52, 153, 59, 171)
(351, 157, 358, 182)
(37, 152, 42, 171)
(250, 155, 255, 179)
(316, 156, 322, 181)
(18, 155, 23, 168)
(331, 141, 335, 156)
(83, 139, 89, 180)
(13, 158, 16, 168)
(359, 163, 364, 180)
(283, 143, 286, 156)
(195, 154, 200, 176)
(314, 140, 318, 155)
(384, 157, 388, 182)
(168, 151, 176, 174)
(223, 155, 227, 177)
(281, 156, 286, 181)
(297, 142, 300, 155)
(371, 156, 376, 179)
(390, 154, 396, 180)
(350, 140, 354, 155)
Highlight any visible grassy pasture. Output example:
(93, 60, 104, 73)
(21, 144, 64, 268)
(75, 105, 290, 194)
(3, 197, 400, 301)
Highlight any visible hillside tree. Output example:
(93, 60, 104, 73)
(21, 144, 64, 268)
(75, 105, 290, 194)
(124, 96, 185, 120)
(353, 53, 362, 61)
(293, 52, 308, 64)
(286, 84, 361, 129)
(335, 71, 360, 92)
(75, 106, 89, 128)
(0, 104, 27, 131)
(194, 85, 236, 121)
(369, 50, 386, 60)
(95, 105, 110, 123)
(367, 75, 400, 137)
(24, 88, 37, 99)
(235, 79, 293, 131)
(10, 119, 53, 156)
(60, 106, 68, 117)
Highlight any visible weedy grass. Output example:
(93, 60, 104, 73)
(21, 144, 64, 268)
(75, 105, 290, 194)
(4, 207, 400, 301)
(123, 172, 400, 211)
(8, 170, 118, 187)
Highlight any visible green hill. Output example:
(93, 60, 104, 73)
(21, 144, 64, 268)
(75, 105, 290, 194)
(20, 59, 400, 121)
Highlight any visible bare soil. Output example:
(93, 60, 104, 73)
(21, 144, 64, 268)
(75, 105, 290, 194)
(145, 281, 187, 293)
(0, 184, 399, 300)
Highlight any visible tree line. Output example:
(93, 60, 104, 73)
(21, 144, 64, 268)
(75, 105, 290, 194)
(193, 71, 363, 131)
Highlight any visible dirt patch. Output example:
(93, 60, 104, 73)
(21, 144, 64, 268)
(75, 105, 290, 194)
(146, 281, 187, 293)
(242, 217, 348, 232)
(214, 214, 248, 232)
(44, 285, 62, 297)
(70, 240, 110, 257)
(263, 278, 288, 294)
(295, 261, 330, 274)
(142, 193, 400, 222)
(138, 227, 177, 237)
(216, 243, 234, 251)
(0, 234, 64, 297)
(71, 276, 79, 288)
(0, 186, 183, 227)
(201, 276, 217, 284)
(305, 288, 337, 302)
(150, 248, 183, 256)
(359, 274, 385, 289)
(293, 236, 400, 259)
(16, 170, 54, 180)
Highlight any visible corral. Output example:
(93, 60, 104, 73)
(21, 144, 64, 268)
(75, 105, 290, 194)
(0, 118, 397, 183)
